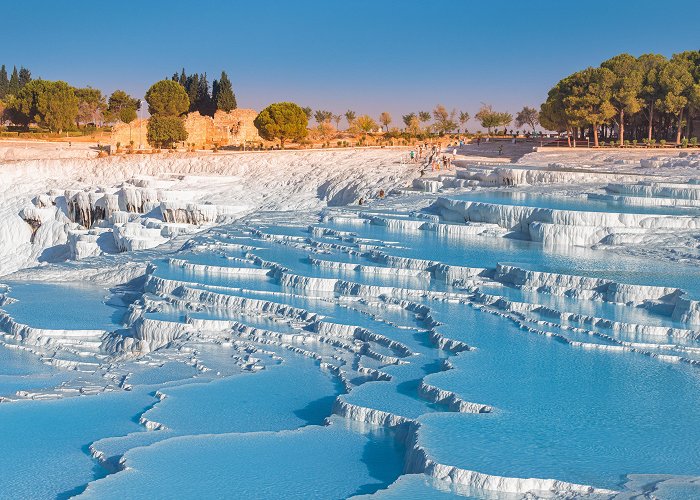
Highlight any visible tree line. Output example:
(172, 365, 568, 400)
(540, 51, 700, 146)
(0, 67, 237, 134)
(170, 69, 236, 116)
(298, 103, 536, 137)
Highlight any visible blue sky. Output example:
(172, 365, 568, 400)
(1, 1, 697, 129)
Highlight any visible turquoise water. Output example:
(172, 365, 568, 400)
(1, 189, 700, 498)
(450, 189, 700, 215)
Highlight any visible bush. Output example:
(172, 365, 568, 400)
(682, 138, 689, 148)
(690, 137, 698, 147)
(147, 115, 187, 148)
(660, 139, 666, 147)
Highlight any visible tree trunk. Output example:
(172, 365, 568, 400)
(566, 128, 571, 147)
(593, 124, 599, 147)
(677, 108, 684, 145)
(619, 109, 625, 146)
(280, 138, 285, 149)
(573, 127, 577, 147)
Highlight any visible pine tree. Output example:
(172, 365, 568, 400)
(213, 71, 236, 112)
(0, 65, 8, 99)
(8, 66, 20, 96)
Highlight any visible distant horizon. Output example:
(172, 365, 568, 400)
(1, 0, 697, 131)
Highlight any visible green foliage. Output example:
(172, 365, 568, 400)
(475, 104, 512, 133)
(12, 79, 79, 132)
(18, 67, 31, 88)
(8, 66, 20, 96)
(541, 51, 700, 144)
(344, 109, 356, 125)
(75, 87, 106, 125)
(314, 109, 333, 124)
(108, 90, 140, 124)
(432, 105, 458, 134)
(302, 107, 313, 120)
(253, 102, 308, 148)
(145, 79, 189, 117)
(147, 115, 187, 148)
(213, 71, 237, 112)
(402, 112, 416, 127)
(379, 111, 392, 131)
(0, 65, 8, 99)
(458, 111, 470, 125)
(515, 106, 539, 131)
(418, 111, 431, 123)
(194, 73, 215, 116)
(690, 137, 698, 147)
(354, 114, 378, 134)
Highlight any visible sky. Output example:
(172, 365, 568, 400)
(1, 0, 698, 130)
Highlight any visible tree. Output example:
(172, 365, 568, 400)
(540, 81, 571, 137)
(564, 68, 616, 147)
(657, 58, 695, 144)
(108, 90, 140, 124)
(145, 79, 190, 117)
(418, 111, 431, 123)
(314, 109, 333, 124)
(406, 115, 421, 136)
(302, 107, 313, 121)
(332, 113, 342, 130)
(354, 114, 378, 134)
(0, 65, 8, 99)
(458, 111, 470, 131)
(8, 66, 19, 96)
(402, 112, 416, 128)
(475, 104, 512, 134)
(213, 71, 237, 112)
(601, 53, 643, 145)
(18, 67, 31, 88)
(638, 53, 667, 141)
(379, 111, 392, 131)
(147, 115, 188, 148)
(515, 106, 539, 132)
(13, 80, 79, 132)
(253, 102, 308, 148)
(344, 109, 356, 128)
(194, 73, 215, 116)
(75, 87, 106, 126)
(185, 73, 199, 112)
(432, 105, 458, 134)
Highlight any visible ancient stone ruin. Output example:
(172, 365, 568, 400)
(110, 109, 261, 150)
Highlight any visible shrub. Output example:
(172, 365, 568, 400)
(690, 137, 698, 147)
(681, 138, 689, 148)
(660, 139, 666, 147)
(147, 115, 187, 148)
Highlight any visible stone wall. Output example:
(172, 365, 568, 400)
(109, 119, 149, 149)
(110, 109, 261, 150)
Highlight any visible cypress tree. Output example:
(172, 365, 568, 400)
(179, 68, 186, 87)
(214, 71, 237, 112)
(185, 73, 199, 112)
(18, 67, 31, 88)
(0, 65, 8, 99)
(8, 66, 20, 96)
(195, 73, 215, 116)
